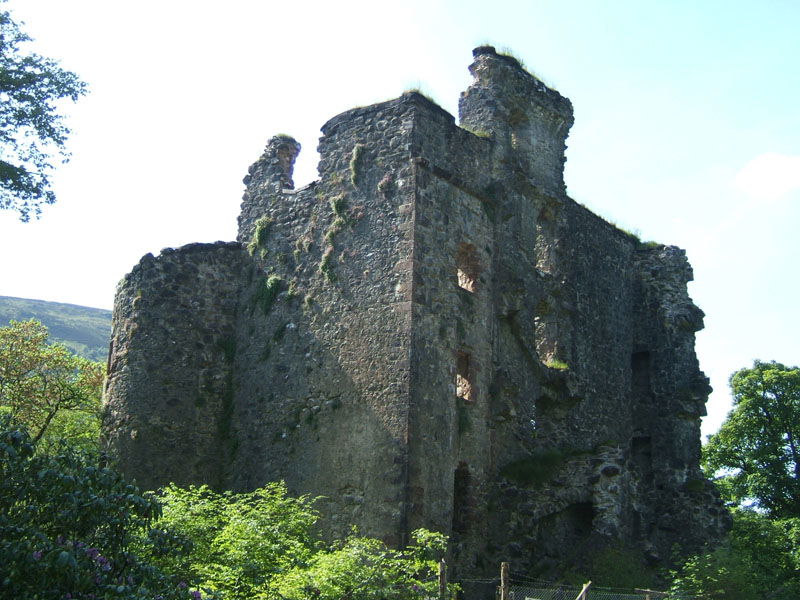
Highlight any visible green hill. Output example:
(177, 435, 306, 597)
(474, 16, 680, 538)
(0, 296, 112, 362)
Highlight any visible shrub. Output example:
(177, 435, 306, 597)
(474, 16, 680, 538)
(0, 416, 202, 600)
(247, 216, 273, 258)
(274, 529, 456, 600)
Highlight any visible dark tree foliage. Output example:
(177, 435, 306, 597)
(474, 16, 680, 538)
(0, 0, 86, 221)
(704, 360, 800, 518)
(0, 416, 202, 600)
(670, 509, 800, 600)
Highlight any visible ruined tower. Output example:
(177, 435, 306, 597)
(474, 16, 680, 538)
(103, 46, 729, 583)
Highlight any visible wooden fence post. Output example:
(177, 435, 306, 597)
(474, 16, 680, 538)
(573, 581, 592, 600)
(438, 558, 447, 600)
(500, 561, 510, 600)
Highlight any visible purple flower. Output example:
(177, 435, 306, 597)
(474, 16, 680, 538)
(32, 551, 42, 561)
(178, 581, 187, 589)
(191, 591, 202, 600)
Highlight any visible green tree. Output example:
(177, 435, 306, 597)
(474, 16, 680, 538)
(150, 484, 456, 600)
(703, 360, 800, 517)
(669, 509, 800, 600)
(0, 319, 104, 451)
(0, 0, 87, 221)
(275, 529, 455, 600)
(0, 416, 204, 600)
(147, 483, 320, 600)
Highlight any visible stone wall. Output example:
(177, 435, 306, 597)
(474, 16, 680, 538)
(104, 45, 729, 588)
(103, 242, 246, 490)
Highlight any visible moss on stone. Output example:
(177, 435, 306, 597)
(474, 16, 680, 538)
(349, 143, 365, 186)
(254, 275, 283, 314)
(545, 358, 569, 371)
(319, 247, 336, 282)
(247, 216, 273, 258)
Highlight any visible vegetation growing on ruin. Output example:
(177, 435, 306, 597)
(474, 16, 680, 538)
(287, 278, 299, 299)
(319, 247, 336, 282)
(324, 195, 350, 243)
(247, 216, 273, 258)
(254, 275, 283, 314)
(349, 143, 365, 186)
(330, 193, 348, 219)
(544, 358, 569, 371)
(462, 125, 492, 139)
(617, 226, 641, 242)
(377, 172, 394, 195)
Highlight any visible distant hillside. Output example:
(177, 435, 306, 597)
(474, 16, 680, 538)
(0, 296, 112, 362)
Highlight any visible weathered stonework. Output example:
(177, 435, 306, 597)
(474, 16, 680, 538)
(103, 46, 729, 587)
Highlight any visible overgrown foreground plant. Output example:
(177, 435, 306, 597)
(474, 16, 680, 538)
(669, 508, 800, 600)
(0, 416, 201, 600)
(1, 416, 455, 599)
(152, 484, 457, 600)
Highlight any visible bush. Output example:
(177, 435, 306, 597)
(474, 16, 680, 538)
(670, 509, 800, 600)
(0, 418, 456, 600)
(274, 529, 457, 600)
(149, 483, 319, 600)
(0, 416, 202, 599)
(152, 485, 456, 600)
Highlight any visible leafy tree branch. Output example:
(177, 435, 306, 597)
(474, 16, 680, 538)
(0, 0, 87, 221)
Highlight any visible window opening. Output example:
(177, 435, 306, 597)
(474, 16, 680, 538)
(456, 351, 475, 403)
(456, 242, 479, 292)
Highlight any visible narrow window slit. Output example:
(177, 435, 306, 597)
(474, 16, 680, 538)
(456, 242, 479, 292)
(456, 351, 475, 403)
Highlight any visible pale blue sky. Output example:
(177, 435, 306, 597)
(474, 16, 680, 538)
(1, 0, 798, 436)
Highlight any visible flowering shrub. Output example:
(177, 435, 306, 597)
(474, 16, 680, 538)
(0, 416, 205, 600)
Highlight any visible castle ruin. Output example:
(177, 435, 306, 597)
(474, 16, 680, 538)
(103, 46, 729, 584)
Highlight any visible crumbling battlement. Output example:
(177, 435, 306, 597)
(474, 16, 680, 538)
(103, 46, 729, 588)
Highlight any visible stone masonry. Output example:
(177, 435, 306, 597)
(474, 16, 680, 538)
(103, 46, 729, 585)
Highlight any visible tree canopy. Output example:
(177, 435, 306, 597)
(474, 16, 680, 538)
(704, 360, 800, 518)
(669, 508, 800, 600)
(0, 319, 104, 452)
(0, 0, 87, 221)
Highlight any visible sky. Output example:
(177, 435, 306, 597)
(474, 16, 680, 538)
(1, 0, 798, 437)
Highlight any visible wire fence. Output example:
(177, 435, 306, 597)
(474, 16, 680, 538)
(504, 577, 671, 600)
(508, 584, 666, 600)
